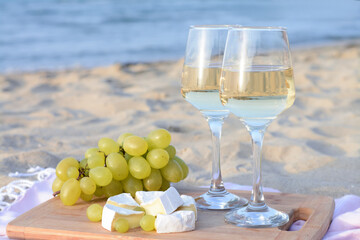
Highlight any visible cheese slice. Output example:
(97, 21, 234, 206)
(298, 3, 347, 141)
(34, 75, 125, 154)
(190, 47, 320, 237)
(135, 190, 163, 204)
(136, 187, 184, 216)
(101, 204, 144, 231)
(107, 193, 140, 210)
(178, 195, 197, 220)
(155, 210, 196, 233)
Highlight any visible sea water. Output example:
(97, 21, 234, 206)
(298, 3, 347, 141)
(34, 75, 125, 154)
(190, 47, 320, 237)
(0, 0, 359, 72)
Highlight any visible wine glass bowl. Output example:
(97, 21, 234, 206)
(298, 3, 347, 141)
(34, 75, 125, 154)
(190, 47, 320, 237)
(220, 26, 295, 227)
(181, 25, 248, 210)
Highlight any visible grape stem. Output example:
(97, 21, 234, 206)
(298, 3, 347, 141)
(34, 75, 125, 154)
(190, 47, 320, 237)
(53, 190, 60, 197)
(119, 146, 125, 156)
(78, 168, 87, 180)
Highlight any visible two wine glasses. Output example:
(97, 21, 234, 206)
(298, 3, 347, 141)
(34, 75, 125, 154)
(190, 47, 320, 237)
(181, 25, 295, 228)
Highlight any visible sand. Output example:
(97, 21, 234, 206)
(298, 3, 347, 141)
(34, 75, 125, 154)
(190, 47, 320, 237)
(0, 41, 359, 198)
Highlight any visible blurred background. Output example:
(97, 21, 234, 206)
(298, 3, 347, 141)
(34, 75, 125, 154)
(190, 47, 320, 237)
(1, 0, 360, 72)
(0, 0, 359, 201)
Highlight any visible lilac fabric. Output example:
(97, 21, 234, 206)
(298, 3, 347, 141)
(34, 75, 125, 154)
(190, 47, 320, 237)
(0, 174, 55, 238)
(1, 175, 359, 240)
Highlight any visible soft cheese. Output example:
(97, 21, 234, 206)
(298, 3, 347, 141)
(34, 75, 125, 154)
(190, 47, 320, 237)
(101, 204, 144, 231)
(136, 187, 184, 216)
(155, 210, 196, 233)
(135, 190, 163, 204)
(107, 193, 140, 210)
(178, 195, 197, 220)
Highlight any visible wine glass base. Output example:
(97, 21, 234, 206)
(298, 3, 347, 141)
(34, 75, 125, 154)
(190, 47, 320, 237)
(225, 205, 289, 228)
(195, 190, 248, 210)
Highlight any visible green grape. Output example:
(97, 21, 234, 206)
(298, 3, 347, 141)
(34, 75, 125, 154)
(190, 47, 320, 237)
(56, 157, 79, 181)
(67, 166, 79, 179)
(143, 169, 162, 191)
(173, 156, 189, 180)
(87, 155, 105, 169)
(140, 215, 155, 231)
(164, 145, 176, 159)
(146, 149, 169, 169)
(85, 148, 97, 158)
(106, 153, 129, 181)
(79, 158, 88, 169)
(94, 185, 104, 197)
(160, 176, 170, 191)
(128, 157, 151, 179)
(103, 180, 123, 198)
(121, 175, 143, 197)
(80, 193, 93, 202)
(52, 177, 64, 192)
(89, 167, 113, 186)
(98, 137, 120, 155)
(60, 178, 81, 206)
(123, 136, 148, 156)
(124, 153, 133, 161)
(117, 133, 133, 146)
(85, 148, 105, 159)
(80, 177, 96, 195)
(147, 129, 171, 149)
(160, 159, 183, 183)
(133, 206, 146, 213)
(86, 204, 103, 222)
(114, 218, 129, 233)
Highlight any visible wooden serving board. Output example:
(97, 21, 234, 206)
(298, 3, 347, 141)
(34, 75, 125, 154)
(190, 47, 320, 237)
(7, 190, 334, 240)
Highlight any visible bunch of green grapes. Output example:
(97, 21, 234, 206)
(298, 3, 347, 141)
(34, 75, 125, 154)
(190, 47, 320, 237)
(52, 129, 189, 206)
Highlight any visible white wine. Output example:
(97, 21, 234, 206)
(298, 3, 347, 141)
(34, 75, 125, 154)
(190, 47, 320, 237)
(181, 66, 228, 115)
(220, 67, 295, 124)
(182, 90, 225, 111)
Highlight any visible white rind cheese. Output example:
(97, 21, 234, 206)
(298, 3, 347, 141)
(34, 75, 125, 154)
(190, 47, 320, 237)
(135, 191, 163, 204)
(178, 195, 197, 220)
(107, 193, 140, 210)
(102, 188, 197, 234)
(155, 210, 196, 233)
(101, 204, 144, 231)
(137, 187, 184, 216)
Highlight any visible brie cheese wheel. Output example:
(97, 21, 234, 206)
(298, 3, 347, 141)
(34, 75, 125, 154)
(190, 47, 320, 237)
(101, 204, 144, 231)
(178, 195, 197, 220)
(137, 187, 184, 216)
(107, 193, 140, 210)
(155, 210, 196, 233)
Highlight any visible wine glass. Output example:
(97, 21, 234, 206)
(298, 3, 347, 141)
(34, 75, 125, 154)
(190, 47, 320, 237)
(181, 25, 248, 210)
(220, 26, 295, 227)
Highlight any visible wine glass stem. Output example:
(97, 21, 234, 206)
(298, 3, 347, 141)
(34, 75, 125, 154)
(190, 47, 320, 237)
(248, 127, 266, 209)
(206, 115, 227, 193)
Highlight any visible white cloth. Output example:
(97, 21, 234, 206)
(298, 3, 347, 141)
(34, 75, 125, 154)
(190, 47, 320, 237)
(1, 171, 359, 240)
(0, 169, 55, 238)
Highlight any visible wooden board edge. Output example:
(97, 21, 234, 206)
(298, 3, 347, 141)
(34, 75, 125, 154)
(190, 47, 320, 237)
(6, 198, 58, 238)
(6, 224, 25, 239)
(277, 195, 334, 240)
(305, 195, 335, 240)
(22, 226, 166, 240)
(6, 191, 336, 240)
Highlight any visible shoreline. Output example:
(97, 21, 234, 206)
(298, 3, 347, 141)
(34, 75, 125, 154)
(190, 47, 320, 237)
(1, 38, 360, 75)
(0, 40, 359, 198)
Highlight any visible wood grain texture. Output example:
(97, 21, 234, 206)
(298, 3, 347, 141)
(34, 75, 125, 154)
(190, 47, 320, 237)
(7, 190, 334, 240)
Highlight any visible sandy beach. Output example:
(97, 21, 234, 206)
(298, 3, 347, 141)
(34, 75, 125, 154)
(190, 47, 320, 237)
(0, 41, 359, 198)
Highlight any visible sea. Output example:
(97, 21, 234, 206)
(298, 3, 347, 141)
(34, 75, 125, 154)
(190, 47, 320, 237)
(0, 0, 359, 73)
